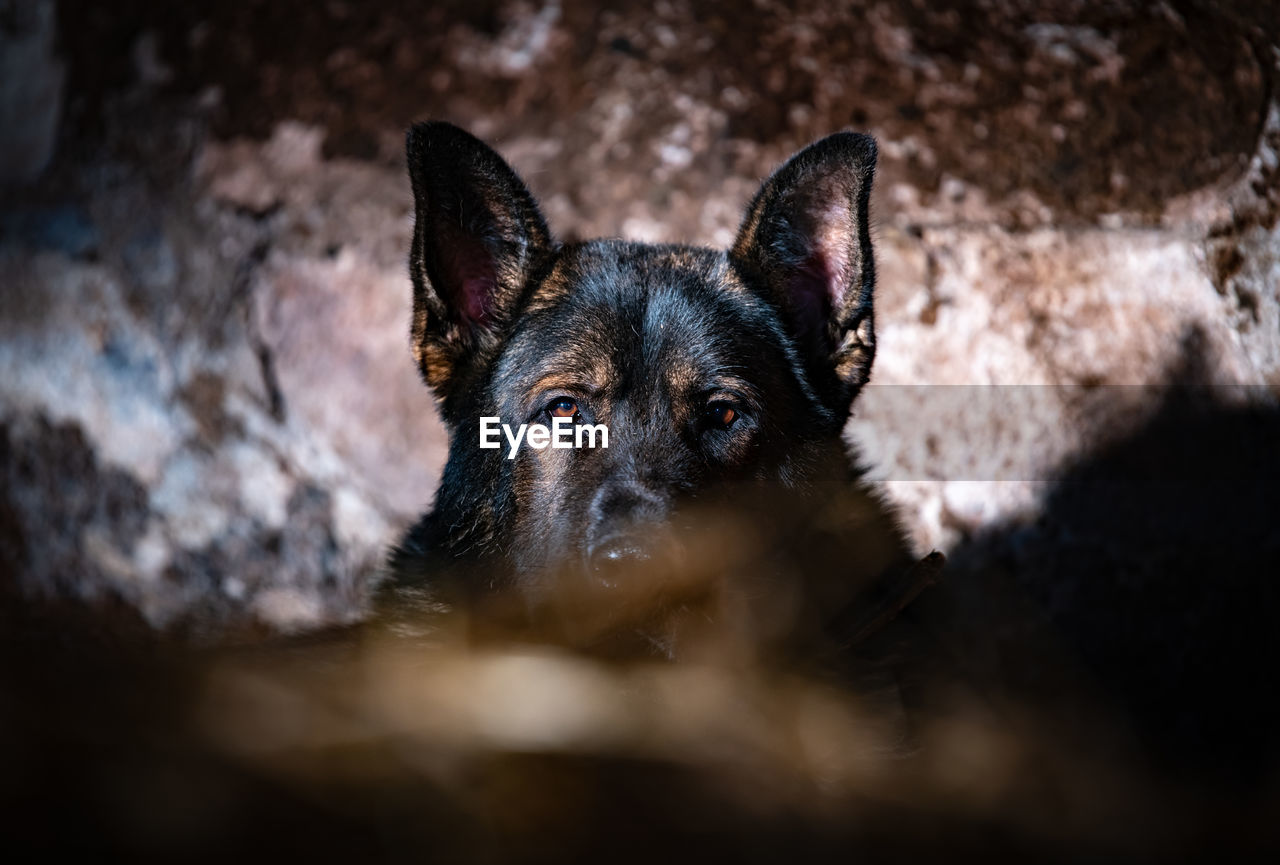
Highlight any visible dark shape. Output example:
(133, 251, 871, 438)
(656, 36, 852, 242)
(385, 122, 917, 660)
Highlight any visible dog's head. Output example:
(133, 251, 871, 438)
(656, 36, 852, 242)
(403, 122, 881, 600)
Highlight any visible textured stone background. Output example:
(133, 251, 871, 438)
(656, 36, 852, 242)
(2, 0, 1278, 651)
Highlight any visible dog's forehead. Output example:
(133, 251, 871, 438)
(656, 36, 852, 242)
(536, 241, 738, 311)
(500, 241, 765, 387)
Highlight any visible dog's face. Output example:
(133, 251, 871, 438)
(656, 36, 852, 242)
(402, 123, 880, 601)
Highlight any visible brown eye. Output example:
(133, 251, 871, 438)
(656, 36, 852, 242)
(705, 402, 737, 429)
(548, 398, 578, 419)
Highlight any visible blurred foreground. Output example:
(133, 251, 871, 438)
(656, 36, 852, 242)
(5, 579, 1277, 863)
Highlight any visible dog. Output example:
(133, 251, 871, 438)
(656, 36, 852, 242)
(380, 122, 934, 660)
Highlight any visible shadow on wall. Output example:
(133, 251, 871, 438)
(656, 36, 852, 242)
(934, 331, 1280, 792)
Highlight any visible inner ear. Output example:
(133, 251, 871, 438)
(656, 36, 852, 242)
(771, 178, 860, 346)
(406, 122, 553, 398)
(443, 237, 499, 327)
(731, 132, 877, 402)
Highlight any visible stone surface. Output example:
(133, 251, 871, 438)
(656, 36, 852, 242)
(1, 121, 443, 634)
(2, 0, 1277, 637)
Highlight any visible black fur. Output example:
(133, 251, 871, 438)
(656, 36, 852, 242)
(383, 122, 911, 655)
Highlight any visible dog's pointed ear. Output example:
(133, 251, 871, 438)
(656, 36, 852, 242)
(731, 132, 878, 407)
(407, 122, 553, 399)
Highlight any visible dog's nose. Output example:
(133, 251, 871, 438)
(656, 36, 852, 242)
(589, 533, 650, 566)
(586, 528, 687, 589)
(586, 530, 651, 579)
(585, 481, 670, 584)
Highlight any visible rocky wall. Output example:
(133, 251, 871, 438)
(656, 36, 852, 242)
(2, 0, 1277, 636)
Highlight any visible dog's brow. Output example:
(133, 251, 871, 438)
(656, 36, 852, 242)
(706, 376, 759, 401)
(531, 373, 603, 396)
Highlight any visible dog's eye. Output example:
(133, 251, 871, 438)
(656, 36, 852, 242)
(548, 397, 578, 419)
(704, 402, 738, 429)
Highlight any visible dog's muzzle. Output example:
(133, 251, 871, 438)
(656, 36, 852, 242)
(584, 481, 681, 585)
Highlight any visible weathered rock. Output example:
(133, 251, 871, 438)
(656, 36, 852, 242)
(2, 0, 1277, 638)
(1, 124, 443, 634)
